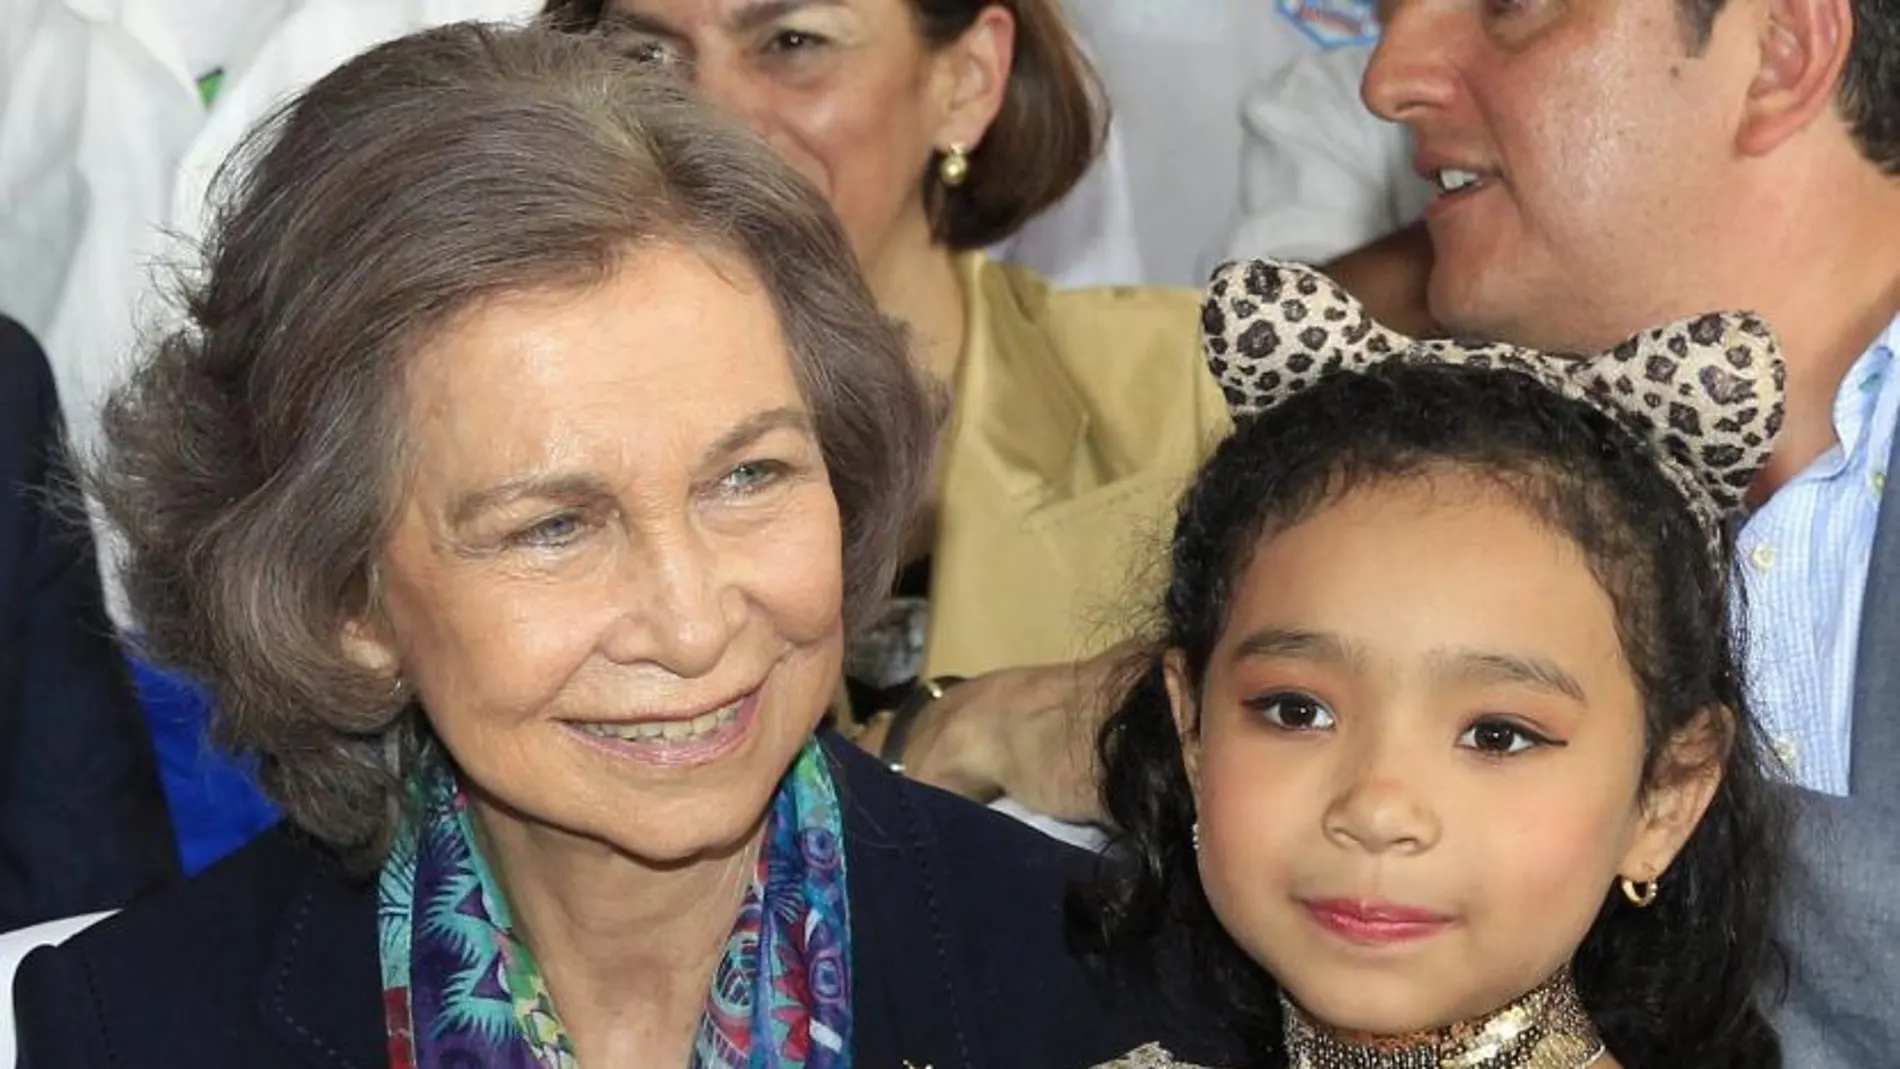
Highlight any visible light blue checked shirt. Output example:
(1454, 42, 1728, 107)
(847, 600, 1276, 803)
(1735, 314, 1900, 796)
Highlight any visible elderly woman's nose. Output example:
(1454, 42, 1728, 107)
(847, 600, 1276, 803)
(599, 530, 744, 676)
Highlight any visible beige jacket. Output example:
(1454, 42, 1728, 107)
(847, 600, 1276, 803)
(922, 255, 1233, 679)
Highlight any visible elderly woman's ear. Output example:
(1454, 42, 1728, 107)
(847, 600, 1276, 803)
(339, 614, 400, 680)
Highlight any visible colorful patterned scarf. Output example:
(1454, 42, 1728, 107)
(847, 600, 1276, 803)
(378, 741, 852, 1069)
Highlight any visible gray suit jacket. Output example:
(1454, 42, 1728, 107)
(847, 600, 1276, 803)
(1772, 428, 1900, 1067)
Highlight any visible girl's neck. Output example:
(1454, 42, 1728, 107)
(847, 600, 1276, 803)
(1281, 967, 1613, 1068)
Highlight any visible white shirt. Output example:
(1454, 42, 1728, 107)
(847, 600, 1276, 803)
(1228, 41, 1434, 266)
(1735, 315, 1900, 796)
(1034, 0, 1429, 287)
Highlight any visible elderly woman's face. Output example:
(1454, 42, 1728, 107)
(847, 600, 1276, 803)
(352, 244, 844, 864)
(600, 0, 1010, 275)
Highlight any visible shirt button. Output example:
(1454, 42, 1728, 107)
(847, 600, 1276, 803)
(1875, 470, 1887, 495)
(1749, 543, 1777, 571)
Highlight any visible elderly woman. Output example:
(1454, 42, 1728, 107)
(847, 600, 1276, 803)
(540, 0, 1231, 822)
(11, 23, 1237, 1069)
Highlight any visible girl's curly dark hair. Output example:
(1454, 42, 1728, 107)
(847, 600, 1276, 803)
(1069, 361, 1786, 1068)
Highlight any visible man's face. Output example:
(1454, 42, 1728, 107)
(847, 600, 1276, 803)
(1364, 0, 1764, 351)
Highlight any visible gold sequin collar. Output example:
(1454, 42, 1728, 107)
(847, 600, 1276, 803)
(1280, 968, 1607, 1069)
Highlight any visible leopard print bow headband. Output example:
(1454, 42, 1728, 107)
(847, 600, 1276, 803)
(1199, 259, 1786, 553)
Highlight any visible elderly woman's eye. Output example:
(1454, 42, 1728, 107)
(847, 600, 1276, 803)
(1244, 691, 1336, 732)
(720, 459, 788, 494)
(513, 512, 587, 548)
(1457, 716, 1554, 756)
(718, 457, 794, 497)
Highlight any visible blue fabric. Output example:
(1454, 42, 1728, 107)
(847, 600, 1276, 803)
(129, 657, 277, 875)
(1735, 313, 1900, 795)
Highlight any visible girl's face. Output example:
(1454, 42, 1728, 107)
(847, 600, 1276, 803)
(1170, 469, 1719, 1037)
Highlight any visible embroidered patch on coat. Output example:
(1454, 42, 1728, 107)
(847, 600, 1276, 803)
(1278, 0, 1382, 49)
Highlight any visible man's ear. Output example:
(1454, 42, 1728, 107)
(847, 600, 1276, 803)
(1162, 649, 1203, 797)
(1619, 705, 1729, 886)
(926, 4, 1014, 154)
(1736, 0, 1852, 157)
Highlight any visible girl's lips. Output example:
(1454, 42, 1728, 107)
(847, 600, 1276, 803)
(1302, 898, 1456, 946)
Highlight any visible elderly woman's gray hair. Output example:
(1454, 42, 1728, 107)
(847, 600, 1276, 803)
(94, 21, 937, 870)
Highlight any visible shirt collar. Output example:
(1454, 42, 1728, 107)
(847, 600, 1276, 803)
(1805, 313, 1900, 481)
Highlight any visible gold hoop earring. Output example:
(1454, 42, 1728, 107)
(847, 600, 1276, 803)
(1620, 876, 1659, 908)
(938, 143, 970, 188)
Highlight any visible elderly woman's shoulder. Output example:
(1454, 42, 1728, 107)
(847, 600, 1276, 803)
(25, 822, 344, 965)
(824, 735, 1247, 1068)
(12, 824, 376, 1066)
(824, 729, 1097, 890)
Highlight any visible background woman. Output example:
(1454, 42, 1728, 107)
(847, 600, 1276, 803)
(12, 24, 1238, 1068)
(542, 0, 1233, 821)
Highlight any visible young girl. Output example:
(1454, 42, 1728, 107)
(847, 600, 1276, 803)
(1074, 260, 1789, 1068)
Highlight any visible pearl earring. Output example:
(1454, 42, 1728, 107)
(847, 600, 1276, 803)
(938, 143, 971, 188)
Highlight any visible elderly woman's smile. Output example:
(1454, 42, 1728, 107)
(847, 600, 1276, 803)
(345, 241, 846, 862)
(568, 690, 751, 749)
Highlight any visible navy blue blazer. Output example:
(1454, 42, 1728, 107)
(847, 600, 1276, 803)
(14, 734, 1242, 1067)
(0, 317, 176, 930)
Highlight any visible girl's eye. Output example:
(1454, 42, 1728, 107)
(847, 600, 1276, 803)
(1457, 717, 1550, 756)
(513, 512, 586, 548)
(1246, 691, 1337, 732)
